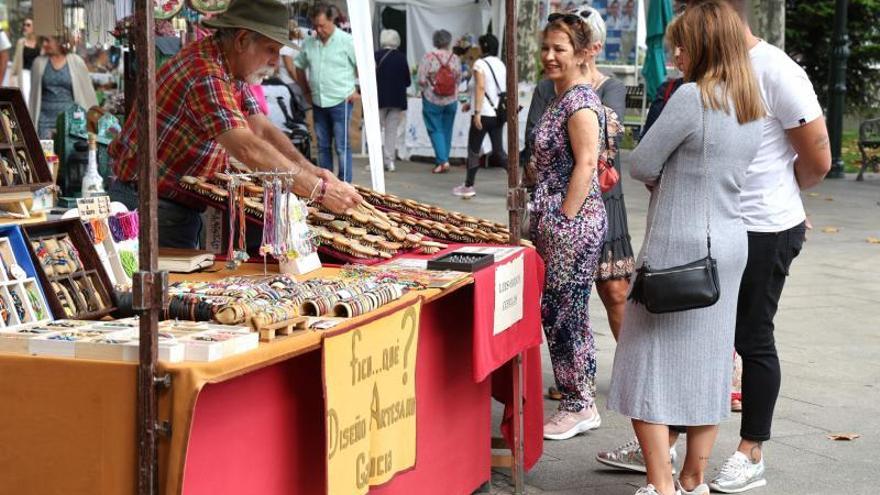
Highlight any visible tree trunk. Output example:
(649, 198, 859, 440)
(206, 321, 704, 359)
(517, 0, 541, 83)
(750, 0, 786, 50)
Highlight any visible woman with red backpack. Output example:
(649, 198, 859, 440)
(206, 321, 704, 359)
(417, 29, 462, 174)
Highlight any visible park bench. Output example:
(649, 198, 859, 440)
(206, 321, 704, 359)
(857, 117, 880, 181)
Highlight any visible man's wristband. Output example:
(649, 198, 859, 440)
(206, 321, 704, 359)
(317, 178, 327, 204)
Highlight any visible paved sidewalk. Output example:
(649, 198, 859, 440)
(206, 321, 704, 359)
(353, 156, 880, 495)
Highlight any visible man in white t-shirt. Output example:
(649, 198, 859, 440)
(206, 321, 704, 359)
(0, 30, 11, 86)
(593, 1, 831, 491)
(708, 0, 831, 492)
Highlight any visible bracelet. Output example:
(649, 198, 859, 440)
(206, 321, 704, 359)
(308, 179, 322, 201)
(317, 178, 327, 204)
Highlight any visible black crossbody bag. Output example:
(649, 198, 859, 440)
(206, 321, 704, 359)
(628, 108, 720, 314)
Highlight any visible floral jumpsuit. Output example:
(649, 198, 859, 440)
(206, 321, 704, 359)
(529, 84, 608, 412)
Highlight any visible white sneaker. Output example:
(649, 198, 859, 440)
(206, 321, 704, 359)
(596, 438, 678, 474)
(709, 451, 767, 493)
(675, 479, 709, 495)
(543, 405, 601, 440)
(451, 184, 476, 198)
(635, 484, 681, 495)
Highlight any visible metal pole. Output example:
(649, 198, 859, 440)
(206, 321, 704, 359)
(504, 1, 526, 494)
(826, 0, 849, 179)
(133, 1, 167, 494)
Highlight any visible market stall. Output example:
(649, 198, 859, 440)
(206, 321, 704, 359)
(0, 246, 545, 495)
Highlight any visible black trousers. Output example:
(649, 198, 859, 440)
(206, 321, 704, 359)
(465, 115, 507, 187)
(735, 222, 806, 442)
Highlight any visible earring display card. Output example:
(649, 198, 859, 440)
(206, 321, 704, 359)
(0, 227, 53, 330)
(0, 326, 58, 354)
(176, 328, 259, 362)
(24, 219, 117, 320)
(0, 89, 53, 193)
(28, 328, 131, 358)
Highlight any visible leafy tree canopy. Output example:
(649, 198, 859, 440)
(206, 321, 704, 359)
(786, 0, 880, 111)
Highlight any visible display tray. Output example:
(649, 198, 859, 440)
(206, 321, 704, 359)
(426, 251, 494, 273)
(0, 88, 54, 193)
(23, 219, 118, 320)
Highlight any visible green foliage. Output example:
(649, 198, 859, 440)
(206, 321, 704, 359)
(786, 0, 880, 110)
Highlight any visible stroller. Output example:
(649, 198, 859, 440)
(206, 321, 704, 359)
(262, 77, 312, 162)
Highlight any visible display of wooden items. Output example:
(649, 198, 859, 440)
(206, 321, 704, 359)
(0, 89, 54, 193)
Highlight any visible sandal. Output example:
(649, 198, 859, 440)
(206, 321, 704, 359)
(432, 163, 450, 174)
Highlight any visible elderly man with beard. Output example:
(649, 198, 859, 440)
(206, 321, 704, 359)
(109, 0, 361, 249)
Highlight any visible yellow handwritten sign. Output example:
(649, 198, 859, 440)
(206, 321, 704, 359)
(323, 300, 421, 495)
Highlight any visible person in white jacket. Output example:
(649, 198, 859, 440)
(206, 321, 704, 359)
(29, 34, 98, 139)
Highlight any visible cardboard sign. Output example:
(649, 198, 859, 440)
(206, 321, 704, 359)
(323, 301, 421, 495)
(493, 254, 524, 335)
(76, 195, 111, 220)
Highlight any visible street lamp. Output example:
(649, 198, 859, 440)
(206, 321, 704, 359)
(826, 0, 849, 179)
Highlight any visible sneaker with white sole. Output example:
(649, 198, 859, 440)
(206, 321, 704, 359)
(675, 479, 709, 495)
(596, 438, 678, 474)
(543, 405, 601, 440)
(451, 184, 476, 198)
(634, 484, 680, 495)
(709, 451, 767, 493)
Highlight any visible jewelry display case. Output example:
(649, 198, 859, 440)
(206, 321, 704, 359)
(23, 219, 118, 320)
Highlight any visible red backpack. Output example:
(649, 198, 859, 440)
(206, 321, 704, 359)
(431, 53, 457, 97)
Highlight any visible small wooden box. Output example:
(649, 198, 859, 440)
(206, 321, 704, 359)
(24, 219, 118, 320)
(0, 88, 54, 193)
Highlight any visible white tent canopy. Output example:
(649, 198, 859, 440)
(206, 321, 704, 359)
(368, 0, 501, 69)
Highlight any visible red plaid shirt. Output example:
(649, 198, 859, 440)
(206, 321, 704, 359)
(110, 37, 261, 206)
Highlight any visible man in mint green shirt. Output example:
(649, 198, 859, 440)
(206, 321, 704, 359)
(295, 3, 359, 182)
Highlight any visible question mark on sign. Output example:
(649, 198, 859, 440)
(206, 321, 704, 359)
(401, 307, 417, 385)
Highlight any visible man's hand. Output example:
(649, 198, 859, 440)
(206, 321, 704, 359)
(461, 103, 471, 113)
(347, 91, 361, 104)
(320, 177, 363, 213)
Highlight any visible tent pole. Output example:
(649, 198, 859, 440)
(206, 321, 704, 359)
(504, 0, 526, 494)
(134, 0, 168, 493)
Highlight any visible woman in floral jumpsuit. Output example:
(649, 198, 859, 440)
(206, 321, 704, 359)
(530, 14, 608, 441)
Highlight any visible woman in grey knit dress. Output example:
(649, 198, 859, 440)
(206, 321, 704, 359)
(607, 3, 766, 495)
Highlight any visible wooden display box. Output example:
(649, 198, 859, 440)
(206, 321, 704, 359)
(0, 88, 54, 193)
(23, 219, 118, 320)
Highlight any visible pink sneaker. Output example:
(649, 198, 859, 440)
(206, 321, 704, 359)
(543, 404, 601, 440)
(451, 184, 476, 198)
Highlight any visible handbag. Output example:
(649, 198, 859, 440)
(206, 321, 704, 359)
(628, 107, 720, 314)
(597, 105, 623, 193)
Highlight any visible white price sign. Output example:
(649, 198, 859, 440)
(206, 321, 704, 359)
(493, 254, 524, 335)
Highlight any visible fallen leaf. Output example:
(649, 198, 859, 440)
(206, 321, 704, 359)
(868, 237, 880, 244)
(825, 197, 834, 201)
(822, 227, 840, 234)
(807, 192, 820, 198)
(827, 433, 860, 441)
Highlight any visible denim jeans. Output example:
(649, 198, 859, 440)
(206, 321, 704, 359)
(313, 101, 354, 183)
(422, 99, 458, 165)
(108, 180, 203, 249)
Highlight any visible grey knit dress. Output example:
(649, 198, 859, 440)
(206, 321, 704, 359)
(607, 83, 762, 426)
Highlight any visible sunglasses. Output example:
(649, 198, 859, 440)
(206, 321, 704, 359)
(547, 9, 593, 24)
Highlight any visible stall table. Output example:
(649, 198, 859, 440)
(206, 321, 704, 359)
(0, 247, 545, 495)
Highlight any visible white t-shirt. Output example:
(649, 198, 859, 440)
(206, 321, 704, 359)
(0, 31, 11, 52)
(742, 41, 823, 232)
(472, 56, 506, 117)
(278, 44, 300, 85)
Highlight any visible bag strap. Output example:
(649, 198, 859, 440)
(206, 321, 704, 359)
(377, 49, 393, 70)
(482, 58, 503, 110)
(642, 98, 712, 264)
